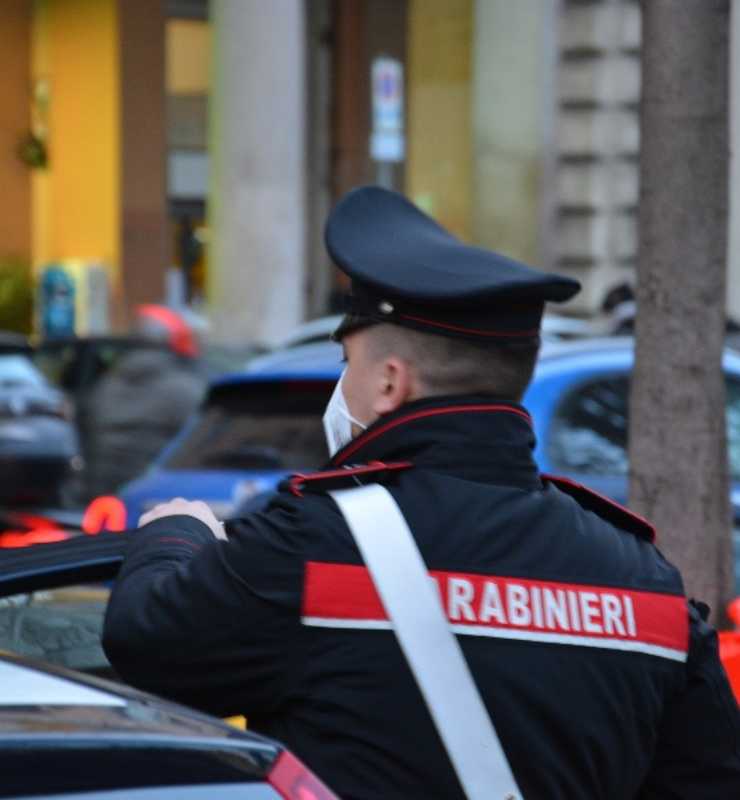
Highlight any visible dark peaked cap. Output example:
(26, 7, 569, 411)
(326, 186, 581, 342)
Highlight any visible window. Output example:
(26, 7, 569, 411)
(548, 376, 630, 476)
(0, 585, 111, 676)
(163, 380, 332, 472)
(549, 375, 740, 480)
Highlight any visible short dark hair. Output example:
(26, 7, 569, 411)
(365, 324, 540, 402)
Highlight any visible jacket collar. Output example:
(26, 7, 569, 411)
(328, 395, 541, 490)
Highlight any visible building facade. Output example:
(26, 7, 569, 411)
(0, 0, 736, 342)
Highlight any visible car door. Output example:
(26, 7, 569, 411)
(0, 533, 127, 678)
(0, 532, 249, 728)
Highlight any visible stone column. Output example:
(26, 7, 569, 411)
(207, 0, 307, 346)
(472, 0, 551, 266)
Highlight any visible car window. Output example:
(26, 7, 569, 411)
(549, 375, 740, 480)
(0, 355, 47, 388)
(164, 381, 332, 472)
(548, 376, 630, 475)
(165, 407, 329, 471)
(0, 585, 112, 677)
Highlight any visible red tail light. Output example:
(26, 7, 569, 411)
(267, 750, 340, 800)
(0, 529, 69, 548)
(82, 496, 127, 534)
(0, 513, 69, 548)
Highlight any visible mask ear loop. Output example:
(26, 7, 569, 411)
(336, 371, 367, 430)
(323, 370, 367, 458)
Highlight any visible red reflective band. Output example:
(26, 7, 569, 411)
(267, 749, 340, 800)
(303, 562, 689, 661)
(82, 496, 127, 535)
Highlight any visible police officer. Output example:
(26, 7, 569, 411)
(103, 187, 740, 799)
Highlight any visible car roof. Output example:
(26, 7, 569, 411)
(212, 341, 343, 389)
(0, 651, 277, 756)
(537, 335, 740, 370)
(275, 315, 343, 348)
(215, 336, 627, 392)
(207, 335, 740, 393)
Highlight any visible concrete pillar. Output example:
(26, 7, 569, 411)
(406, 0, 473, 240)
(305, 0, 333, 318)
(472, 0, 551, 267)
(207, 0, 307, 346)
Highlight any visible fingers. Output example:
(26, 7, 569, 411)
(138, 498, 226, 540)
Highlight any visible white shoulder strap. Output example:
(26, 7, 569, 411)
(330, 484, 523, 800)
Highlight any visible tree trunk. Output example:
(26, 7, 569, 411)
(630, 0, 732, 620)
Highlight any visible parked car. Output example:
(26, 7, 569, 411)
(0, 534, 339, 798)
(0, 347, 79, 507)
(114, 341, 341, 525)
(526, 337, 740, 507)
(0, 540, 338, 800)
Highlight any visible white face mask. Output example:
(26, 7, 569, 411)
(323, 369, 367, 457)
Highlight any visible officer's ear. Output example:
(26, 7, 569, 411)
(372, 355, 416, 416)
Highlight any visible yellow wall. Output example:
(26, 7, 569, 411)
(31, 0, 120, 278)
(167, 19, 211, 94)
(405, 0, 473, 240)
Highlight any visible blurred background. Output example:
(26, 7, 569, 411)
(1, 0, 685, 344)
(0, 0, 737, 527)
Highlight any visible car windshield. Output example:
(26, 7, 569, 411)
(0, 355, 46, 388)
(162, 379, 332, 472)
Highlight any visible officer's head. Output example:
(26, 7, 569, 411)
(338, 324, 540, 435)
(324, 186, 581, 442)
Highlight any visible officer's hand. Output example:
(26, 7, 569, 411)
(138, 498, 227, 540)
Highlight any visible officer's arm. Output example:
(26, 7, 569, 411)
(638, 603, 740, 798)
(103, 500, 309, 718)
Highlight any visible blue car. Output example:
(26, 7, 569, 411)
(528, 337, 740, 505)
(113, 338, 740, 586)
(116, 342, 343, 525)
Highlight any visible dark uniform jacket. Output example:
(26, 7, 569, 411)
(103, 396, 740, 799)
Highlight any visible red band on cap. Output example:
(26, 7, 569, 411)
(399, 313, 540, 338)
